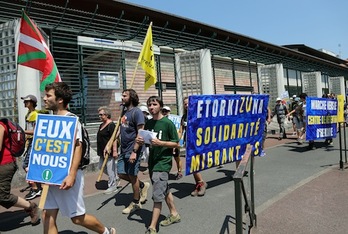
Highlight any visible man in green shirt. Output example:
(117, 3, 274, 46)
(137, 96, 181, 234)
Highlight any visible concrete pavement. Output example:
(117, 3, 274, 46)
(1, 125, 348, 234)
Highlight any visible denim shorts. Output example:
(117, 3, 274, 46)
(117, 152, 141, 176)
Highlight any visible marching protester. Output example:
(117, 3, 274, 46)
(108, 89, 150, 214)
(137, 96, 181, 234)
(287, 97, 305, 144)
(162, 105, 183, 180)
(97, 106, 120, 194)
(298, 92, 315, 149)
(21, 94, 42, 200)
(0, 119, 39, 226)
(42, 82, 116, 234)
(272, 97, 289, 140)
(290, 95, 298, 135)
(179, 97, 207, 196)
(323, 93, 334, 145)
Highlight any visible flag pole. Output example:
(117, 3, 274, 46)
(129, 62, 140, 89)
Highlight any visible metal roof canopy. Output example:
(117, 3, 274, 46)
(1, 0, 348, 78)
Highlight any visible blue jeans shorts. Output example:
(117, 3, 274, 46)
(117, 152, 141, 176)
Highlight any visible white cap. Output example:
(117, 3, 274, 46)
(162, 106, 171, 112)
(292, 95, 297, 98)
(139, 105, 149, 114)
(276, 97, 282, 101)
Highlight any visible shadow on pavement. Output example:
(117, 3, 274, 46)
(0, 210, 33, 232)
(170, 182, 198, 199)
(127, 208, 154, 228)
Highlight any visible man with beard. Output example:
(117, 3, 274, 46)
(42, 82, 116, 234)
(111, 89, 150, 214)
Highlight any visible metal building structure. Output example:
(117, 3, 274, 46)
(1, 0, 348, 123)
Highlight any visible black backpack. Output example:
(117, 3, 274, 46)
(0, 118, 26, 157)
(67, 113, 90, 169)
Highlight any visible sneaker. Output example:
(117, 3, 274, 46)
(190, 184, 199, 197)
(176, 172, 183, 180)
(191, 181, 207, 197)
(160, 213, 181, 226)
(104, 185, 118, 194)
(145, 228, 157, 234)
(24, 201, 40, 225)
(260, 150, 266, 157)
(197, 181, 207, 196)
(122, 202, 141, 214)
(25, 189, 42, 200)
(140, 182, 150, 203)
(107, 227, 116, 234)
(116, 178, 121, 188)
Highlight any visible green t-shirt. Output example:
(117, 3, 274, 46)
(145, 116, 179, 172)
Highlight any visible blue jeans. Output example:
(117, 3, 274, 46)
(117, 152, 141, 176)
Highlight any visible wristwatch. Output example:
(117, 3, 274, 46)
(132, 149, 137, 153)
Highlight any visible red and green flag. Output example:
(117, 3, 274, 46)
(18, 10, 61, 91)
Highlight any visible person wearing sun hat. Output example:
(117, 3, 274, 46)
(161, 106, 171, 116)
(272, 97, 289, 140)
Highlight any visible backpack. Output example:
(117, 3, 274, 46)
(79, 124, 90, 169)
(67, 113, 90, 169)
(0, 118, 26, 157)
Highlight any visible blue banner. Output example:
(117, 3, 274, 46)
(306, 97, 338, 141)
(26, 114, 77, 185)
(167, 114, 181, 130)
(167, 114, 184, 146)
(186, 94, 269, 175)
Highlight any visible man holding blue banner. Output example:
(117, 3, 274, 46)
(41, 82, 116, 234)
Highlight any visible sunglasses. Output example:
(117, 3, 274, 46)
(98, 113, 106, 117)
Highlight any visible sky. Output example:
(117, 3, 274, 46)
(126, 0, 348, 60)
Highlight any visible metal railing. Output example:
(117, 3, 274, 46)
(233, 145, 257, 234)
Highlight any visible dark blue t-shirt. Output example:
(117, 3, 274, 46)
(120, 107, 145, 154)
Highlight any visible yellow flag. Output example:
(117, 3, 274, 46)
(337, 94, 345, 122)
(138, 23, 157, 91)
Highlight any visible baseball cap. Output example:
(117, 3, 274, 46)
(139, 105, 149, 114)
(21, 94, 37, 103)
(292, 95, 297, 98)
(276, 97, 282, 101)
(162, 106, 171, 112)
